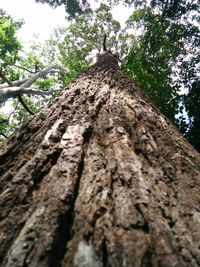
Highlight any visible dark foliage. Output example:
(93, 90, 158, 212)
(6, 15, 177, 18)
(184, 80, 200, 152)
(35, 0, 88, 17)
(123, 0, 200, 151)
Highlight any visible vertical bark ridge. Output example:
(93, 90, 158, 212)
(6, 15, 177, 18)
(61, 63, 200, 267)
(0, 123, 64, 263)
(0, 65, 111, 266)
(1, 122, 93, 267)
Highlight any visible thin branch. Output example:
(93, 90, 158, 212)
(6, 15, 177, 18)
(35, 64, 39, 73)
(103, 34, 107, 51)
(18, 95, 34, 115)
(0, 132, 8, 138)
(0, 78, 29, 89)
(87, 39, 101, 52)
(0, 71, 12, 86)
(13, 64, 36, 74)
(21, 64, 65, 88)
(8, 100, 20, 121)
(161, 0, 169, 19)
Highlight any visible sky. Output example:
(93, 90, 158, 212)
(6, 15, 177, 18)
(0, 0, 67, 47)
(0, 0, 133, 48)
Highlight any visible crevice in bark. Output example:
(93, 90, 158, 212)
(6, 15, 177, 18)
(88, 94, 95, 103)
(91, 207, 107, 227)
(82, 125, 93, 145)
(131, 221, 150, 234)
(141, 249, 153, 267)
(49, 125, 94, 266)
(159, 207, 176, 230)
(73, 126, 93, 211)
(0, 117, 70, 261)
(75, 154, 85, 203)
(168, 221, 176, 229)
(47, 157, 85, 267)
(101, 239, 108, 267)
(48, 212, 73, 267)
(31, 148, 62, 188)
(134, 203, 149, 234)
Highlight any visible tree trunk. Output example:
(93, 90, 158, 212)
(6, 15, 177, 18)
(0, 52, 200, 267)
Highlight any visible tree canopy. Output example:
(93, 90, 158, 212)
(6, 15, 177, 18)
(0, 1, 199, 152)
(0, 9, 65, 139)
(35, 0, 86, 18)
(0, 9, 23, 67)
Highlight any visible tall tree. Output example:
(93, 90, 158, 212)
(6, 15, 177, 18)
(0, 51, 200, 267)
(1, 1, 199, 154)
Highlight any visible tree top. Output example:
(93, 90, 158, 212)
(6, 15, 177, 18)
(96, 51, 119, 69)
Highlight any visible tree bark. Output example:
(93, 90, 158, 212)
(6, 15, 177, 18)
(0, 52, 200, 267)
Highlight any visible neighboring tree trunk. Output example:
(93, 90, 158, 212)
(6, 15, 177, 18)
(0, 52, 200, 267)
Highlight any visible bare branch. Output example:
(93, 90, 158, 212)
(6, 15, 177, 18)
(18, 95, 34, 115)
(0, 64, 64, 102)
(103, 34, 107, 51)
(21, 64, 65, 88)
(0, 86, 61, 102)
(0, 71, 12, 86)
(8, 100, 20, 121)
(0, 132, 7, 138)
(13, 65, 36, 74)
(161, 0, 169, 19)
(0, 86, 55, 102)
(0, 64, 65, 90)
(0, 78, 29, 89)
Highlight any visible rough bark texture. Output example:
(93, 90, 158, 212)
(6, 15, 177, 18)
(0, 52, 200, 267)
